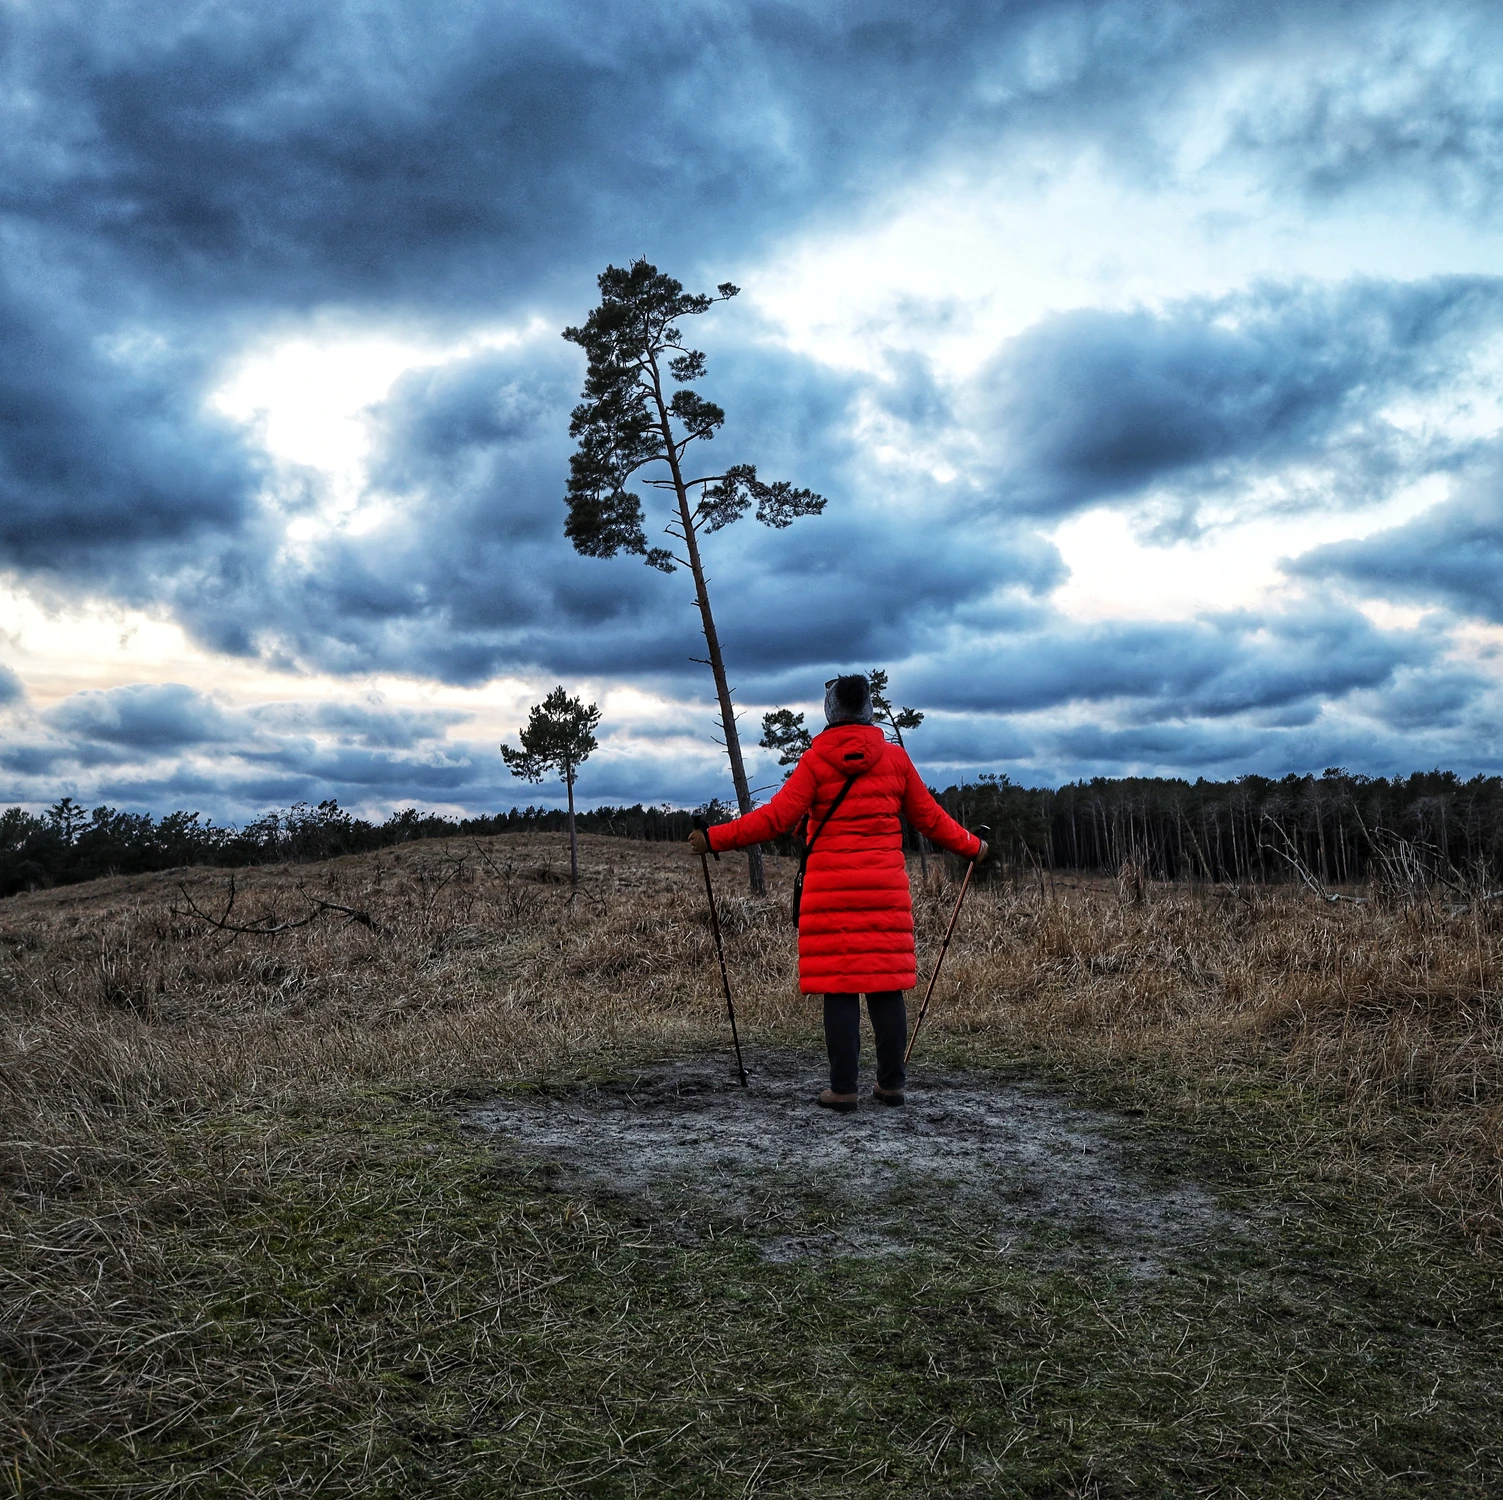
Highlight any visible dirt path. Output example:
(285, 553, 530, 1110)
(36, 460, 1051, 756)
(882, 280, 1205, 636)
(465, 1051, 1230, 1271)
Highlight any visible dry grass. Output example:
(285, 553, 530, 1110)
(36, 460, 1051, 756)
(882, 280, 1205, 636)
(3, 834, 1501, 1234)
(945, 871, 1503, 1243)
(1, 835, 803, 1145)
(4, 833, 1503, 1494)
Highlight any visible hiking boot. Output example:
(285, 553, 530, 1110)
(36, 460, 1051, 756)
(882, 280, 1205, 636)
(872, 1085, 905, 1106)
(815, 1088, 859, 1114)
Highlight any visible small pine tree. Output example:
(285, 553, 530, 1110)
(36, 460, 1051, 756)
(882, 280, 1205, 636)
(867, 669, 924, 748)
(500, 687, 602, 886)
(759, 708, 812, 778)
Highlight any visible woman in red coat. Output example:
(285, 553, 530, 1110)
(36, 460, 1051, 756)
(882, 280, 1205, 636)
(689, 675, 986, 1112)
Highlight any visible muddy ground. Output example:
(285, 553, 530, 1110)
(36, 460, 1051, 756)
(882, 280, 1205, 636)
(465, 1050, 1233, 1272)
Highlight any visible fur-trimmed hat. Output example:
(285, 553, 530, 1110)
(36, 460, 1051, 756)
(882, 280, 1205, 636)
(824, 673, 874, 726)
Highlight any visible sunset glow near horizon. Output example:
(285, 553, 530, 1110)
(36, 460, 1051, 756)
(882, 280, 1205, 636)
(3, 2, 1503, 820)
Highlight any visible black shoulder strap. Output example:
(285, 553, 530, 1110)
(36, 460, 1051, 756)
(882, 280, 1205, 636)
(791, 772, 860, 929)
(803, 773, 858, 860)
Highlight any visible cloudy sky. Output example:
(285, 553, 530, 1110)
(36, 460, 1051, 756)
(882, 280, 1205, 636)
(3, 0, 1502, 820)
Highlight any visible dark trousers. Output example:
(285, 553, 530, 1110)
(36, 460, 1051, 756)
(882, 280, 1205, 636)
(823, 991, 907, 1094)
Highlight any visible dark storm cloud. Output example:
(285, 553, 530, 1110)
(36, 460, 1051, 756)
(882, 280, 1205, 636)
(1290, 458, 1503, 623)
(158, 331, 1060, 689)
(248, 699, 467, 751)
(165, 336, 667, 677)
(1037, 717, 1344, 778)
(0, 0, 1341, 310)
(1223, 5, 1503, 215)
(2, 683, 486, 820)
(2, 0, 1104, 588)
(0, 678, 747, 821)
(907, 676, 1503, 785)
(1350, 667, 1489, 732)
(962, 277, 1503, 527)
(27, 683, 466, 767)
(730, 597, 1503, 791)
(3, 0, 1502, 805)
(0, 269, 262, 575)
(2, 0, 1494, 591)
(47, 683, 239, 751)
(1035, 691, 1503, 780)
(904, 603, 1430, 719)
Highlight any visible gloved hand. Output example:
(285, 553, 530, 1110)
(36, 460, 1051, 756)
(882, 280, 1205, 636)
(975, 839, 989, 863)
(688, 828, 710, 855)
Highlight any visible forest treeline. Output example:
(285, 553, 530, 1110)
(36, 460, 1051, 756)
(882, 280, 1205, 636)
(941, 768, 1503, 891)
(0, 797, 717, 899)
(3, 768, 1502, 898)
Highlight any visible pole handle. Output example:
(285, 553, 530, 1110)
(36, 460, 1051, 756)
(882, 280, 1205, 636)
(692, 815, 721, 860)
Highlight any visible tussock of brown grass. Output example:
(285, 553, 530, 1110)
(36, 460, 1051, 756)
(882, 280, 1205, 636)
(941, 872, 1503, 1241)
(2, 834, 1501, 1241)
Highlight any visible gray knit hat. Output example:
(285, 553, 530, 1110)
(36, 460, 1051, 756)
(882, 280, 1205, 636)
(824, 673, 874, 726)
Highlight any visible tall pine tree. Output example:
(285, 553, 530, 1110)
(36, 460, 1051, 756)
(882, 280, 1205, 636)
(562, 260, 826, 893)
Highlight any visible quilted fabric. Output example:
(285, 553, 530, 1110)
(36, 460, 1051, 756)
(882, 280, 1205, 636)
(706, 722, 982, 993)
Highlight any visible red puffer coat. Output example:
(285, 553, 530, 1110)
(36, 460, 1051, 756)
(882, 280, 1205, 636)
(706, 722, 982, 994)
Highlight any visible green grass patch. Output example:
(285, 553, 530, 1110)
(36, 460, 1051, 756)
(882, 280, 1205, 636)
(5, 1077, 1502, 1498)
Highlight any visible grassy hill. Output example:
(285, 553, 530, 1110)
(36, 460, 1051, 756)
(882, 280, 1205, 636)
(3, 834, 1501, 1495)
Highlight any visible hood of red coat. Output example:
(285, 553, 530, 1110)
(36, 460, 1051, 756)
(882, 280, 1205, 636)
(808, 721, 888, 778)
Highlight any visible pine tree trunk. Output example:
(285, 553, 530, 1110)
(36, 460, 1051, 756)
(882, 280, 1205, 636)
(653, 391, 766, 895)
(566, 767, 578, 887)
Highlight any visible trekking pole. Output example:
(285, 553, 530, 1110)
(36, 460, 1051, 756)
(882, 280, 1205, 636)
(905, 826, 990, 1068)
(693, 817, 749, 1088)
